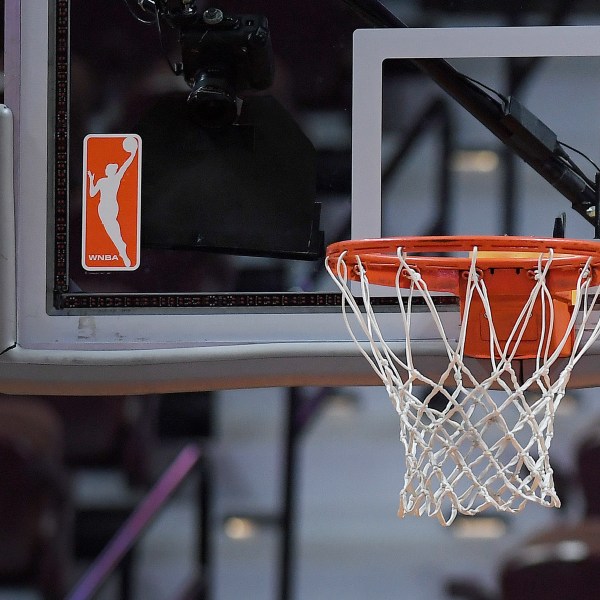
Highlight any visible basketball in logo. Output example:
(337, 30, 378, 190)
(82, 134, 142, 271)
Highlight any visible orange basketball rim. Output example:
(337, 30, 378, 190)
(326, 235, 600, 359)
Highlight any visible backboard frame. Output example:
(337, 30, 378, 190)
(351, 25, 600, 243)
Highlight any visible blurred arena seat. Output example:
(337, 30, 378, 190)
(42, 395, 159, 488)
(0, 396, 72, 599)
(500, 520, 600, 600)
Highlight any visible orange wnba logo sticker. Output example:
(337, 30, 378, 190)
(82, 134, 141, 271)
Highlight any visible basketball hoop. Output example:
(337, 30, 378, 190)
(326, 236, 600, 525)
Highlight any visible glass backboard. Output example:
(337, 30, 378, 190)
(2, 1, 600, 393)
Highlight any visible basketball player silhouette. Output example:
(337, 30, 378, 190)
(87, 137, 138, 267)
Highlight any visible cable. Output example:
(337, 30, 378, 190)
(122, 0, 180, 75)
(152, 4, 182, 76)
(121, 0, 156, 24)
(553, 144, 596, 191)
(558, 140, 600, 173)
(457, 72, 509, 108)
(457, 70, 599, 194)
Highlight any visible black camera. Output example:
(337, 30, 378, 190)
(155, 3, 274, 127)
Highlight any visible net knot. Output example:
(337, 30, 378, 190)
(380, 359, 394, 383)
(532, 269, 545, 282)
(581, 264, 592, 280)
(402, 267, 422, 284)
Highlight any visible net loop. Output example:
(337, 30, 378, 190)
(326, 236, 600, 525)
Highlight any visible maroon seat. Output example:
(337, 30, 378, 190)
(0, 397, 72, 599)
(577, 421, 600, 517)
(500, 520, 600, 600)
(42, 395, 158, 488)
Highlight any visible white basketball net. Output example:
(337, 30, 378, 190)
(326, 246, 600, 525)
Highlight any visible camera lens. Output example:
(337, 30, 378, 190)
(187, 71, 238, 128)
